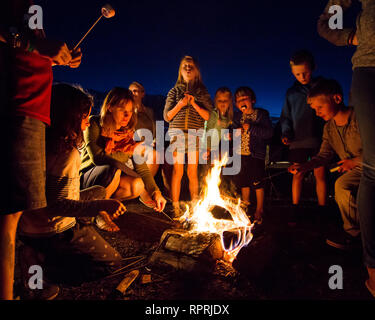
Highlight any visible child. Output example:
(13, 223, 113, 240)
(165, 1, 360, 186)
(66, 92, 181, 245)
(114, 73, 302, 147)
(79, 87, 166, 230)
(289, 79, 362, 250)
(233, 87, 273, 224)
(163, 56, 213, 217)
(280, 50, 327, 212)
(18, 83, 126, 299)
(204, 87, 234, 161)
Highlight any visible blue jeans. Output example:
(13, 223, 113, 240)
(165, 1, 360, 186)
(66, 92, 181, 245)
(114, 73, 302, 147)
(351, 67, 375, 268)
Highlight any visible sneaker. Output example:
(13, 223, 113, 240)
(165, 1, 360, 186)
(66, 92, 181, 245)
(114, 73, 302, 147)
(326, 231, 361, 250)
(21, 280, 60, 300)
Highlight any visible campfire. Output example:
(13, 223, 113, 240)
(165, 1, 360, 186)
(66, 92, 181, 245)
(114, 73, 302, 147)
(151, 155, 254, 273)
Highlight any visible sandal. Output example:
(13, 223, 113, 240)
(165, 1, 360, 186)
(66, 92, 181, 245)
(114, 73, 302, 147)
(95, 213, 120, 232)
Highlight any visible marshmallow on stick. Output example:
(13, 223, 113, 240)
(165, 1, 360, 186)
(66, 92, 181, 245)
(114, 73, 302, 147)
(73, 4, 115, 50)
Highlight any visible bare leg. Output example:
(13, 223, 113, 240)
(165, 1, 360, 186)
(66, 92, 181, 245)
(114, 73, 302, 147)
(0, 211, 22, 300)
(171, 152, 185, 203)
(292, 171, 305, 205)
(186, 151, 199, 202)
(314, 166, 327, 206)
(113, 176, 145, 200)
(255, 188, 265, 220)
(105, 169, 121, 199)
(241, 187, 251, 205)
(146, 149, 160, 177)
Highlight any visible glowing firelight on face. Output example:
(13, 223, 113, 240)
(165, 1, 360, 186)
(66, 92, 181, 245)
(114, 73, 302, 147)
(178, 154, 254, 263)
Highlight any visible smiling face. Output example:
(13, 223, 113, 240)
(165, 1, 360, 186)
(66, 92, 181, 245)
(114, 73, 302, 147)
(291, 62, 313, 85)
(235, 95, 255, 114)
(308, 94, 341, 121)
(110, 100, 134, 128)
(215, 92, 232, 116)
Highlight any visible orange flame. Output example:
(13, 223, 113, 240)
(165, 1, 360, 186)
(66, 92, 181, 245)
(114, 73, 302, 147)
(179, 154, 253, 262)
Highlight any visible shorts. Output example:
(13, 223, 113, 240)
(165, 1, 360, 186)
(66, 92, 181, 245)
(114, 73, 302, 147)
(80, 165, 119, 189)
(168, 131, 201, 154)
(2, 116, 47, 214)
(233, 155, 266, 189)
(288, 147, 319, 164)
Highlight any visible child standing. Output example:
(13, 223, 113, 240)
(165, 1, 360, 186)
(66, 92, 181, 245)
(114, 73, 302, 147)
(233, 87, 273, 224)
(280, 50, 327, 213)
(163, 56, 213, 217)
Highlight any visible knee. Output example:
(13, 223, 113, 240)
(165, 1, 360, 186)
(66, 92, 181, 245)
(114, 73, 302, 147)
(314, 167, 326, 182)
(187, 166, 198, 180)
(130, 178, 145, 197)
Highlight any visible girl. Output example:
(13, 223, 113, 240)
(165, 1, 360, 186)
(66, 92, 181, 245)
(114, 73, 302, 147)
(18, 83, 126, 299)
(163, 56, 213, 217)
(80, 87, 166, 229)
(204, 87, 234, 161)
(233, 86, 273, 224)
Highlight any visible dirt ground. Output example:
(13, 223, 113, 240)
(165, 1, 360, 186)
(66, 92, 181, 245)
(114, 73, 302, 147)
(14, 196, 374, 301)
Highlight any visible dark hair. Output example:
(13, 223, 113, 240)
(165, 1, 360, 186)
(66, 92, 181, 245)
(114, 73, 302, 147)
(47, 83, 93, 153)
(234, 86, 256, 103)
(290, 50, 316, 71)
(307, 78, 344, 100)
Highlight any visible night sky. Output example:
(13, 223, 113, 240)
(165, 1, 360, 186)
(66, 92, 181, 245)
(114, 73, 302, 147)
(39, 0, 359, 117)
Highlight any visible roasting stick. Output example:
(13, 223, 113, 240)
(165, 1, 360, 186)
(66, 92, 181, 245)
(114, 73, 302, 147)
(73, 4, 115, 50)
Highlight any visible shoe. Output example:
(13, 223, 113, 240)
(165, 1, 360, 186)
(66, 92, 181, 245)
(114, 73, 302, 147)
(365, 280, 375, 299)
(326, 231, 361, 250)
(139, 197, 157, 209)
(21, 280, 60, 300)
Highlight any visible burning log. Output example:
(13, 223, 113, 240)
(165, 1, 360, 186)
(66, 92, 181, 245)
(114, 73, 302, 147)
(150, 229, 224, 273)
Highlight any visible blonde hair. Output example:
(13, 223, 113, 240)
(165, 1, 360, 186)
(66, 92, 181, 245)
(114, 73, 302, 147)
(100, 87, 136, 135)
(214, 87, 233, 122)
(176, 55, 203, 87)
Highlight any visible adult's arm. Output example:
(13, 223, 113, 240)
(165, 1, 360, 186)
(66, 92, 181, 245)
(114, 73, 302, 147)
(317, 0, 357, 46)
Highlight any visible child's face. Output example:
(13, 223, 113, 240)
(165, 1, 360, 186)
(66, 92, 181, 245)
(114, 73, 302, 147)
(81, 107, 92, 131)
(215, 92, 231, 115)
(291, 63, 312, 85)
(111, 100, 134, 128)
(235, 95, 255, 114)
(181, 61, 198, 83)
(308, 94, 341, 121)
(129, 84, 145, 105)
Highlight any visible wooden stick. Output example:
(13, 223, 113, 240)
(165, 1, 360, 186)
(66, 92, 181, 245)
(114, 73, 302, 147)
(73, 15, 103, 50)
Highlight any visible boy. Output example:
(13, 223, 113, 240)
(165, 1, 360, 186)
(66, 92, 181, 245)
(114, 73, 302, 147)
(289, 79, 362, 250)
(233, 87, 273, 224)
(280, 50, 327, 213)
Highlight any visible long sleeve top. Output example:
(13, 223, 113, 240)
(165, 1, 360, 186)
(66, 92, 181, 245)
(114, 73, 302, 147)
(80, 115, 159, 195)
(163, 82, 213, 131)
(300, 108, 362, 171)
(318, 0, 375, 68)
(280, 79, 325, 150)
(233, 108, 274, 160)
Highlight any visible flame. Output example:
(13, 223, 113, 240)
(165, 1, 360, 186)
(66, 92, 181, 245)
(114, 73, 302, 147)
(179, 154, 254, 263)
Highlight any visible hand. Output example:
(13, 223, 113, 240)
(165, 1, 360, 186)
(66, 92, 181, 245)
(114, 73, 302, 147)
(99, 199, 127, 219)
(186, 94, 195, 105)
(35, 38, 72, 66)
(288, 163, 303, 175)
(177, 95, 189, 108)
(152, 191, 166, 212)
(337, 159, 358, 172)
(68, 48, 82, 68)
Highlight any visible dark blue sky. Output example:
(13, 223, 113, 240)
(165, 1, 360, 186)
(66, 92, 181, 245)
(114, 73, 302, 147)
(41, 0, 359, 117)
